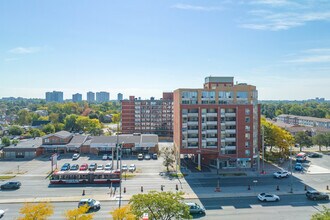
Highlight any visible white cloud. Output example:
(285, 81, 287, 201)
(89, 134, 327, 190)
(240, 0, 330, 30)
(9, 47, 41, 54)
(286, 48, 330, 63)
(172, 3, 223, 11)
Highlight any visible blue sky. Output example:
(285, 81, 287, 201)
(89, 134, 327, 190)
(1, 0, 330, 100)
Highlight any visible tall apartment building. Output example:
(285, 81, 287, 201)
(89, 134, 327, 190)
(96, 91, 110, 103)
(87, 92, 95, 102)
(121, 92, 173, 138)
(117, 93, 123, 101)
(173, 77, 260, 170)
(45, 91, 64, 102)
(72, 93, 82, 102)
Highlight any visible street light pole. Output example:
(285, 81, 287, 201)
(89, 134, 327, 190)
(262, 126, 265, 174)
(119, 142, 123, 208)
(289, 143, 293, 193)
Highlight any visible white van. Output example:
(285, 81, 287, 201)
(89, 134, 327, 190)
(296, 152, 307, 162)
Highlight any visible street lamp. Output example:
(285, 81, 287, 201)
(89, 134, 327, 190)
(119, 141, 124, 208)
(284, 139, 293, 193)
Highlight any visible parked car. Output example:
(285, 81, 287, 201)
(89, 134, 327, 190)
(152, 153, 158, 160)
(294, 163, 304, 171)
(308, 152, 323, 158)
(0, 209, 4, 218)
(129, 164, 136, 172)
(121, 164, 128, 172)
(78, 198, 101, 211)
(80, 163, 88, 171)
(70, 164, 79, 171)
(72, 153, 80, 160)
(96, 164, 104, 170)
(105, 163, 112, 170)
(185, 202, 206, 214)
(306, 190, 329, 200)
(1, 181, 21, 190)
(89, 163, 97, 171)
(296, 152, 307, 162)
(137, 154, 143, 160)
(102, 154, 108, 160)
(258, 193, 280, 202)
(273, 170, 290, 178)
(61, 163, 70, 171)
(108, 154, 113, 160)
(144, 154, 151, 160)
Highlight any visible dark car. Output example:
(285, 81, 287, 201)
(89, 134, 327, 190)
(70, 164, 79, 171)
(152, 153, 158, 160)
(61, 163, 70, 171)
(294, 163, 303, 171)
(89, 163, 97, 171)
(308, 152, 323, 158)
(306, 190, 329, 200)
(1, 181, 21, 190)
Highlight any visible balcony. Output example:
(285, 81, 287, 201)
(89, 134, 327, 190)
(187, 130, 199, 134)
(206, 145, 217, 148)
(207, 129, 218, 133)
(225, 121, 236, 126)
(225, 113, 236, 117)
(206, 121, 218, 126)
(225, 146, 236, 150)
(187, 121, 198, 126)
(220, 122, 225, 127)
(226, 129, 236, 134)
(206, 138, 218, 142)
(187, 138, 199, 142)
(187, 113, 198, 117)
(225, 137, 236, 142)
(206, 113, 217, 117)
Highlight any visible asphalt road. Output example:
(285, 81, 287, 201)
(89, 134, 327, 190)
(1, 195, 329, 220)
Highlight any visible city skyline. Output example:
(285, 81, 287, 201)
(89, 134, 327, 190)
(1, 0, 330, 100)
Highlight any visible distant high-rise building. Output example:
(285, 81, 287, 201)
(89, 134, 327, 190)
(96, 91, 110, 103)
(117, 93, 123, 101)
(72, 93, 82, 102)
(121, 92, 173, 138)
(87, 91, 95, 103)
(45, 91, 64, 102)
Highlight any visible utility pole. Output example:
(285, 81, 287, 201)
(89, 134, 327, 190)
(289, 143, 293, 193)
(262, 126, 265, 174)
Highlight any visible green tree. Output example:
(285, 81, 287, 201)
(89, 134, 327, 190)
(1, 136, 11, 146)
(9, 125, 24, 135)
(64, 114, 78, 132)
(17, 109, 32, 125)
(161, 146, 175, 173)
(311, 206, 330, 220)
(129, 191, 191, 220)
(312, 133, 327, 151)
(54, 123, 65, 132)
(64, 204, 94, 220)
(42, 124, 55, 134)
(18, 202, 54, 220)
(294, 131, 313, 152)
(26, 128, 45, 138)
(110, 204, 136, 220)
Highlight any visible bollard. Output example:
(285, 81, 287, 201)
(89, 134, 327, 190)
(141, 186, 143, 192)
(304, 185, 307, 191)
(161, 185, 164, 191)
(327, 185, 329, 190)
(124, 187, 126, 193)
(248, 185, 251, 190)
(176, 184, 178, 191)
(82, 190, 85, 196)
(276, 185, 280, 191)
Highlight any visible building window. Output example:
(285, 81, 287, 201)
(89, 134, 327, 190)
(44, 139, 49, 143)
(245, 108, 250, 115)
(236, 91, 248, 99)
(245, 125, 250, 132)
(245, 141, 250, 147)
(245, 117, 250, 123)
(245, 133, 250, 140)
(219, 91, 233, 99)
(245, 150, 250, 156)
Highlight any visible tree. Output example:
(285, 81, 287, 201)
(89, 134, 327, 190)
(17, 109, 32, 125)
(311, 205, 330, 220)
(110, 204, 136, 220)
(1, 136, 10, 146)
(312, 133, 327, 151)
(161, 146, 175, 172)
(64, 204, 94, 220)
(18, 202, 54, 220)
(129, 191, 190, 220)
(9, 125, 24, 135)
(64, 114, 78, 131)
(294, 131, 313, 152)
(42, 124, 55, 134)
